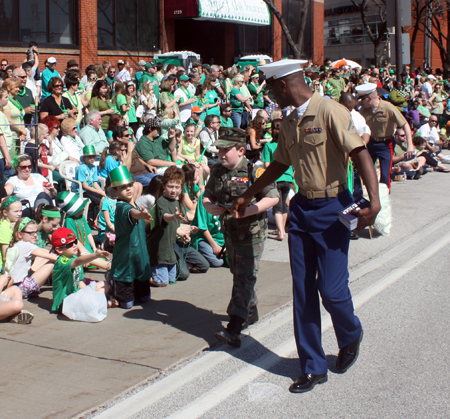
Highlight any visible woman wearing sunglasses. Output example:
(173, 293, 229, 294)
(4, 154, 57, 217)
(39, 77, 75, 121)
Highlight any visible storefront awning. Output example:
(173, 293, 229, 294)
(165, 0, 271, 26)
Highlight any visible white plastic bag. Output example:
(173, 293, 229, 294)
(372, 183, 392, 236)
(62, 282, 107, 322)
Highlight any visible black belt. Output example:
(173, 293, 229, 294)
(371, 136, 393, 142)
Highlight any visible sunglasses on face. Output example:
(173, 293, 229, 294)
(53, 84, 63, 88)
(123, 133, 131, 138)
(17, 75, 27, 79)
(60, 239, 78, 249)
(18, 165, 32, 170)
(22, 230, 37, 236)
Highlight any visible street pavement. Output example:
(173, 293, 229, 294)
(1, 167, 450, 419)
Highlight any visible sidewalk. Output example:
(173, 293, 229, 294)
(0, 260, 293, 419)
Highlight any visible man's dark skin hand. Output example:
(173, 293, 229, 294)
(231, 147, 380, 231)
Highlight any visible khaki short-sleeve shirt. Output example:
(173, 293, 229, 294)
(359, 99, 407, 139)
(273, 92, 365, 191)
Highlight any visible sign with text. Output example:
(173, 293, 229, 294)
(197, 0, 271, 25)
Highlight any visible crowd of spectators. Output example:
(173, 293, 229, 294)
(1, 44, 449, 324)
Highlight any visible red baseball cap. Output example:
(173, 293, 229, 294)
(51, 227, 77, 251)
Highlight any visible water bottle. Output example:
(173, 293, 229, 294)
(403, 173, 407, 183)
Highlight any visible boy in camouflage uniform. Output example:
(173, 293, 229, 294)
(203, 127, 279, 347)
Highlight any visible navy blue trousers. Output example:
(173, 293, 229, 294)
(289, 191, 362, 375)
(367, 137, 394, 190)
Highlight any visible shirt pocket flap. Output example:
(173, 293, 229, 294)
(304, 133, 326, 146)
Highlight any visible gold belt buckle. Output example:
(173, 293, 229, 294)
(306, 190, 315, 199)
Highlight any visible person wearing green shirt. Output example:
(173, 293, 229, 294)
(125, 82, 139, 134)
(106, 66, 118, 90)
(190, 192, 225, 267)
(230, 75, 252, 128)
(327, 69, 347, 100)
(134, 60, 146, 85)
(134, 117, 178, 173)
(41, 58, 60, 98)
(203, 75, 221, 117)
(139, 62, 160, 100)
(248, 73, 266, 110)
(220, 104, 233, 127)
(157, 79, 180, 117)
(260, 119, 294, 242)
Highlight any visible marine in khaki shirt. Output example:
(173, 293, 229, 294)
(232, 60, 381, 395)
(357, 84, 413, 187)
(274, 91, 365, 193)
(359, 97, 407, 140)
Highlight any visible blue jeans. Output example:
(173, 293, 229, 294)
(134, 172, 156, 187)
(0, 158, 14, 182)
(198, 240, 224, 267)
(151, 264, 177, 285)
(231, 112, 242, 128)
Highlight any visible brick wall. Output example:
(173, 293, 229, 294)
(312, 0, 324, 65)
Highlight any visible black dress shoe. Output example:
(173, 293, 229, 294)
(350, 231, 359, 240)
(336, 330, 364, 373)
(214, 329, 241, 347)
(289, 373, 328, 393)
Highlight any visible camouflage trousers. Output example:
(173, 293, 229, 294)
(225, 238, 265, 321)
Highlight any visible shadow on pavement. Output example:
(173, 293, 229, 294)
(123, 299, 228, 346)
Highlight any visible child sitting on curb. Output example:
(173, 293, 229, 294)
(50, 227, 113, 313)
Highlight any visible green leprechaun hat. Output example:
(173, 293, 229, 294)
(56, 191, 90, 217)
(109, 166, 134, 188)
(82, 145, 96, 156)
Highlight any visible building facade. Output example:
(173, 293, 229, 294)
(1, 0, 325, 71)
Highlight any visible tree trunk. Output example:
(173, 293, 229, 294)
(296, 0, 309, 56)
(374, 39, 388, 67)
(262, 0, 302, 58)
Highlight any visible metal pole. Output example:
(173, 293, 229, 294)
(395, 0, 403, 79)
(34, 96, 39, 173)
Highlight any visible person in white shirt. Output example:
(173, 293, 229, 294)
(22, 61, 39, 99)
(418, 117, 440, 145)
(198, 114, 221, 168)
(420, 75, 435, 100)
(115, 60, 132, 82)
(174, 75, 197, 123)
(60, 118, 85, 161)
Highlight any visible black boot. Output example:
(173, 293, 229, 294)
(242, 306, 259, 330)
(215, 315, 244, 347)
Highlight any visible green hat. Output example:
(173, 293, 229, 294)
(215, 127, 247, 148)
(109, 166, 134, 188)
(179, 75, 189, 81)
(56, 191, 89, 217)
(82, 145, 96, 157)
(145, 62, 156, 70)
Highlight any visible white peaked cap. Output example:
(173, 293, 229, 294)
(258, 59, 308, 82)
(355, 83, 378, 97)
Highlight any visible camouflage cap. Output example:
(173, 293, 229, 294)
(145, 116, 162, 130)
(215, 127, 247, 148)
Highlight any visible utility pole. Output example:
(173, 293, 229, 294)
(395, 0, 403, 79)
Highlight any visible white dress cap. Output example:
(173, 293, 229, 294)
(355, 83, 378, 97)
(258, 59, 308, 81)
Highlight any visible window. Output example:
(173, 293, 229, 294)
(98, 0, 160, 50)
(324, 15, 382, 46)
(0, 0, 77, 46)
